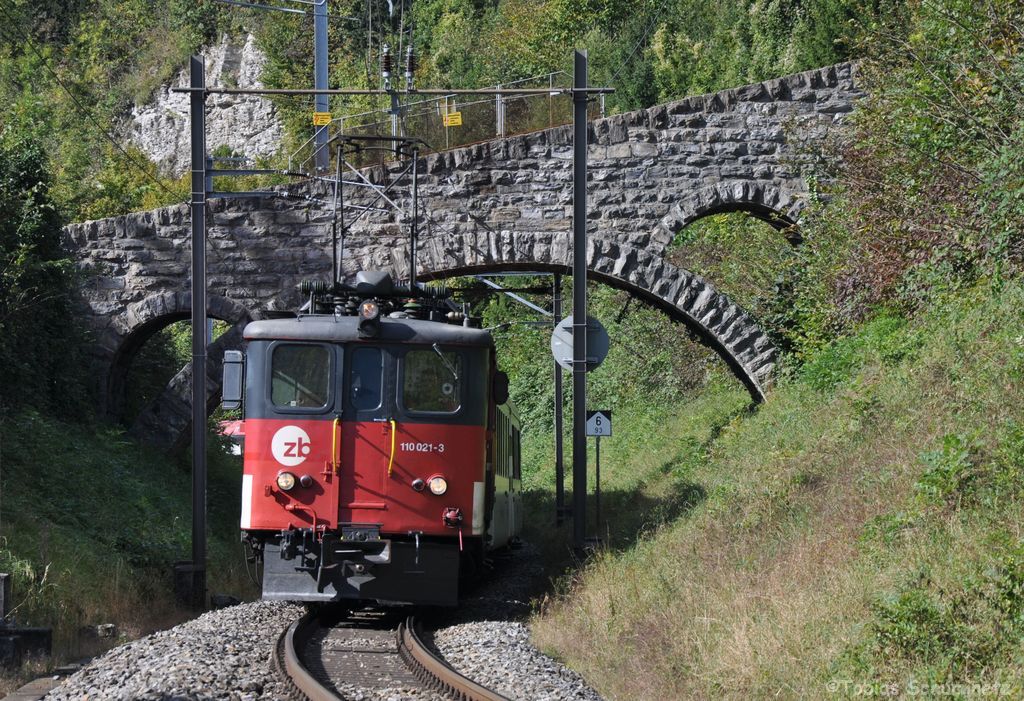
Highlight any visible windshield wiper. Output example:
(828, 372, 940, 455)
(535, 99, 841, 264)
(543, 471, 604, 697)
(432, 343, 460, 381)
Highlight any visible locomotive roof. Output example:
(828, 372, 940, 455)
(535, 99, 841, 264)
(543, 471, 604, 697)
(244, 315, 495, 347)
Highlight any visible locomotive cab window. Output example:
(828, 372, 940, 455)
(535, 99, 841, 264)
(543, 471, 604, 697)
(271, 344, 331, 409)
(402, 348, 462, 413)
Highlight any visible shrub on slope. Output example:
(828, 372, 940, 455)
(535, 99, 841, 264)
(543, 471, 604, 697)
(533, 283, 1024, 698)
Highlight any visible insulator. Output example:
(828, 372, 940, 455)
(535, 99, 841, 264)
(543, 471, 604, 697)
(405, 46, 416, 78)
(300, 279, 329, 294)
(381, 44, 392, 78)
(403, 299, 423, 319)
(431, 283, 448, 299)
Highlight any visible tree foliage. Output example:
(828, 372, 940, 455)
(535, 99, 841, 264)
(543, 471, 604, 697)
(0, 0, 226, 221)
(0, 0, 865, 221)
(763, 0, 1024, 356)
(0, 128, 87, 414)
(251, 0, 861, 144)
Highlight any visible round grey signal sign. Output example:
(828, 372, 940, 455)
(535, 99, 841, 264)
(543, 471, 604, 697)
(550, 315, 610, 372)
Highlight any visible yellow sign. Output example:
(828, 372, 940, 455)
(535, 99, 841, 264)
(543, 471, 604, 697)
(443, 111, 463, 127)
(312, 112, 332, 126)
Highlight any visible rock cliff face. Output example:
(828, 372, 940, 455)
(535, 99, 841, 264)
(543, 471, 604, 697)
(129, 34, 282, 176)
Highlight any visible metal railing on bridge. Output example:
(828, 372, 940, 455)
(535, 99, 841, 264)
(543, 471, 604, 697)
(287, 71, 605, 172)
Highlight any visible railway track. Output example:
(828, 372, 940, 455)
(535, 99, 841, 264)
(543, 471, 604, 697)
(274, 608, 512, 701)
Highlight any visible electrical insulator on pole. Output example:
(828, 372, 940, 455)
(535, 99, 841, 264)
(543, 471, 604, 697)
(405, 46, 416, 90)
(381, 44, 392, 90)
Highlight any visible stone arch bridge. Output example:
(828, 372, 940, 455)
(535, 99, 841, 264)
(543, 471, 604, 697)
(63, 62, 861, 449)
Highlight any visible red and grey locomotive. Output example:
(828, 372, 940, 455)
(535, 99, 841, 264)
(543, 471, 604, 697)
(222, 271, 522, 606)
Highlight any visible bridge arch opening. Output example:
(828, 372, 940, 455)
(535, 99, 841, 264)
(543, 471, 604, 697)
(422, 264, 752, 397)
(106, 293, 254, 426)
(119, 315, 192, 426)
(674, 182, 805, 246)
(686, 203, 800, 241)
(666, 206, 799, 347)
(413, 248, 777, 402)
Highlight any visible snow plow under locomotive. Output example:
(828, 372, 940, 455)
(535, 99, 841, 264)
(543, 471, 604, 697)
(222, 271, 523, 606)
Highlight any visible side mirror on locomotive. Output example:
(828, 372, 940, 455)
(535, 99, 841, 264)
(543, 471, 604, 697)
(222, 350, 244, 410)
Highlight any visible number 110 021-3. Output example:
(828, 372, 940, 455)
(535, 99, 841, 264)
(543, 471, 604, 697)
(400, 442, 446, 453)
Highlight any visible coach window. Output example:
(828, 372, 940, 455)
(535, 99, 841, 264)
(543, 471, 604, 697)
(402, 349, 462, 413)
(271, 344, 330, 409)
(350, 347, 383, 411)
(512, 426, 521, 480)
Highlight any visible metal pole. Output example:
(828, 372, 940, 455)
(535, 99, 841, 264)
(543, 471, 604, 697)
(548, 73, 553, 128)
(595, 435, 601, 538)
(571, 49, 588, 551)
(337, 150, 344, 284)
(332, 145, 342, 285)
(410, 148, 419, 287)
(496, 84, 502, 138)
(189, 55, 208, 609)
(390, 94, 400, 155)
(313, 0, 330, 173)
(553, 273, 564, 525)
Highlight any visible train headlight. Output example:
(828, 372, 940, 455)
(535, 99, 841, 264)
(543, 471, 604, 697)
(358, 300, 381, 338)
(358, 300, 380, 320)
(427, 475, 448, 495)
(276, 471, 297, 491)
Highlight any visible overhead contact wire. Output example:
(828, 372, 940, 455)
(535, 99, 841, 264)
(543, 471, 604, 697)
(609, 2, 667, 87)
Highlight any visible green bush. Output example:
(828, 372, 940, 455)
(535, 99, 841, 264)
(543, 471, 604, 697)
(867, 550, 1024, 682)
(914, 434, 977, 507)
(799, 313, 910, 391)
(783, 0, 1024, 335)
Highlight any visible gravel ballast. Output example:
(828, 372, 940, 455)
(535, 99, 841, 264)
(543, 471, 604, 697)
(45, 601, 303, 701)
(44, 544, 603, 700)
(432, 621, 602, 701)
(428, 544, 603, 701)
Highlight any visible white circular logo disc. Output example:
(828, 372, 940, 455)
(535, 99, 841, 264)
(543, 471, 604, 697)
(271, 425, 312, 467)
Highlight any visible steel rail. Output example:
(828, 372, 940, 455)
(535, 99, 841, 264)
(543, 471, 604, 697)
(275, 611, 510, 701)
(397, 617, 512, 701)
(274, 611, 342, 701)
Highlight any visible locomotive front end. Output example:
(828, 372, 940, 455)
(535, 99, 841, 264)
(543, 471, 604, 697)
(231, 274, 510, 606)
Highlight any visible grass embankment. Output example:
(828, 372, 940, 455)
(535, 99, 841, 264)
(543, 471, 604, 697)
(530, 282, 1024, 698)
(0, 413, 253, 685)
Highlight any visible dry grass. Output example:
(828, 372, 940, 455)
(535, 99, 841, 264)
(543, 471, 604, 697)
(532, 285, 1024, 699)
